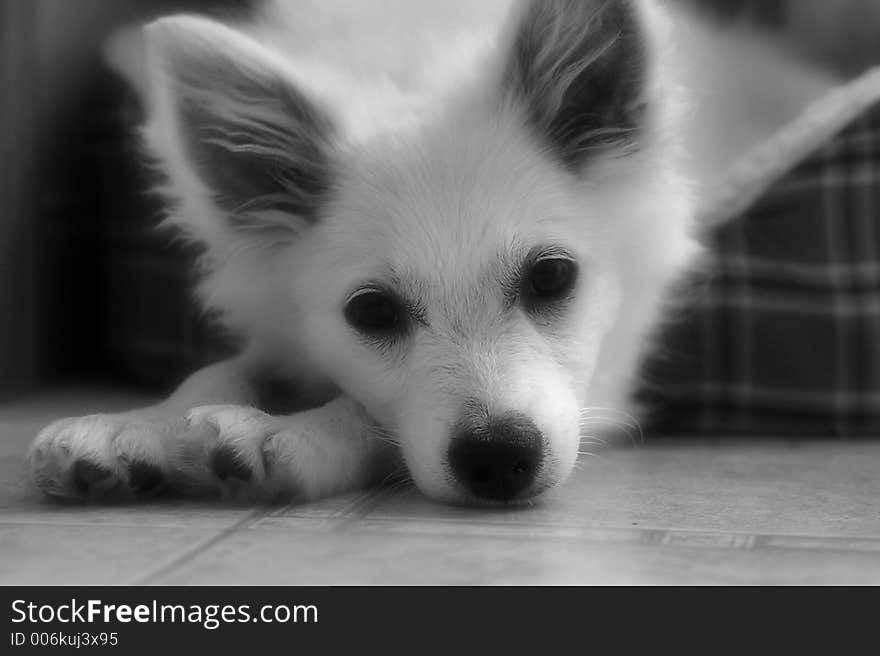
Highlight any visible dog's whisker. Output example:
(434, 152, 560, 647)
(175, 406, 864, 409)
(577, 419, 641, 435)
(580, 405, 641, 419)
(579, 407, 645, 445)
(578, 414, 632, 423)
(372, 435, 401, 448)
(372, 435, 400, 446)
(369, 425, 403, 449)
(379, 463, 412, 488)
(385, 479, 415, 494)
(579, 407, 640, 425)
(579, 423, 635, 444)
(578, 416, 644, 447)
(578, 435, 608, 446)
(578, 416, 641, 432)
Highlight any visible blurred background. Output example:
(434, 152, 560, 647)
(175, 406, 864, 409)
(1, 0, 880, 433)
(0, 0, 254, 401)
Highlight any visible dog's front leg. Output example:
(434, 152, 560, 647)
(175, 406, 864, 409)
(27, 357, 372, 501)
(176, 397, 399, 501)
(27, 358, 261, 500)
(27, 355, 398, 502)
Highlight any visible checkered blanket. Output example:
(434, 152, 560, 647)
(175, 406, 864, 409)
(640, 68, 880, 436)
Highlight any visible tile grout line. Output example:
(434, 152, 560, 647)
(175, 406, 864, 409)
(328, 486, 411, 530)
(124, 488, 387, 584)
(127, 489, 389, 584)
(320, 518, 880, 554)
(267, 488, 390, 527)
(336, 488, 393, 519)
(127, 508, 270, 585)
(345, 514, 880, 541)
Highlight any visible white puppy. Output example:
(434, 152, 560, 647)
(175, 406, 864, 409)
(28, 0, 700, 505)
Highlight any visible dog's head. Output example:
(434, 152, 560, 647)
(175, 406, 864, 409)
(140, 0, 693, 504)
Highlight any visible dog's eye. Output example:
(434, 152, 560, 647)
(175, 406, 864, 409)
(344, 289, 406, 336)
(526, 257, 577, 300)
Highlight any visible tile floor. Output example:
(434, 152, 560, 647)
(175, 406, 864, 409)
(2, 387, 879, 585)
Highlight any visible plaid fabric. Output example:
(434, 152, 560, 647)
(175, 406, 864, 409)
(640, 73, 880, 436)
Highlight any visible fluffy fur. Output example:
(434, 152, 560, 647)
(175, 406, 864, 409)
(28, 0, 701, 505)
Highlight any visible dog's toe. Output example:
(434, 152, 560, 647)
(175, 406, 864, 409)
(27, 414, 172, 501)
(128, 460, 166, 495)
(212, 446, 253, 482)
(182, 405, 278, 498)
(71, 459, 119, 496)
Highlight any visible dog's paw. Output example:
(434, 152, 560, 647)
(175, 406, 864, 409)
(27, 414, 175, 500)
(179, 405, 300, 500)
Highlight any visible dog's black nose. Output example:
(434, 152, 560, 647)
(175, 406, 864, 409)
(448, 413, 544, 501)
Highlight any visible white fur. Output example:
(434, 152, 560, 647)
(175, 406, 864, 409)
(141, 0, 699, 502)
(31, 0, 704, 505)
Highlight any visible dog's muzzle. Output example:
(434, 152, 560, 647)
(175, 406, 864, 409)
(447, 412, 545, 502)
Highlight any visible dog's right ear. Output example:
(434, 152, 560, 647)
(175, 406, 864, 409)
(501, 0, 650, 172)
(142, 16, 335, 247)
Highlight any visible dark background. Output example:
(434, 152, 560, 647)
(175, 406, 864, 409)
(0, 0, 256, 400)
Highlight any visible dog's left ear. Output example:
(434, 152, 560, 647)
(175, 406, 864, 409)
(502, 0, 649, 171)
(142, 16, 335, 248)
